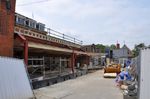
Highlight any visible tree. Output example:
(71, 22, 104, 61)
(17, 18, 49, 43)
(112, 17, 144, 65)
(110, 44, 116, 50)
(136, 43, 145, 49)
(96, 44, 106, 53)
(132, 43, 145, 57)
(96, 44, 117, 53)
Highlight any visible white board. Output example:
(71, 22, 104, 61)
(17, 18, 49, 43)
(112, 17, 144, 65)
(0, 57, 34, 99)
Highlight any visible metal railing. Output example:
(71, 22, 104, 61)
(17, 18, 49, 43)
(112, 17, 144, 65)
(14, 14, 83, 45)
(45, 28, 83, 45)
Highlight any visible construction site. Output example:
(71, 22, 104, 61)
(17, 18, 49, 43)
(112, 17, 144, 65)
(0, 0, 150, 99)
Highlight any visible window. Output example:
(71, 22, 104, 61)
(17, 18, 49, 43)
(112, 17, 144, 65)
(36, 23, 45, 31)
(25, 20, 29, 26)
(16, 17, 25, 25)
(6, 0, 11, 10)
(29, 21, 36, 28)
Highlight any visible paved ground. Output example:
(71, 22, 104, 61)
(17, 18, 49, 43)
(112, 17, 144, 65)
(34, 70, 123, 99)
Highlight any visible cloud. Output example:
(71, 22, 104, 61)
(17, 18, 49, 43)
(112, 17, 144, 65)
(16, 0, 150, 49)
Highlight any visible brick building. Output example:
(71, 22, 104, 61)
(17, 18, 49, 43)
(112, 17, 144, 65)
(81, 44, 101, 66)
(81, 44, 101, 53)
(0, 0, 91, 88)
(0, 0, 16, 57)
(13, 13, 91, 87)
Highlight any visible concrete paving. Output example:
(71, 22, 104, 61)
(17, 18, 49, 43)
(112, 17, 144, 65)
(34, 70, 123, 99)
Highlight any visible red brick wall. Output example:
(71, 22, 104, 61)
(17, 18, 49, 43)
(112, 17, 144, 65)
(0, 0, 16, 57)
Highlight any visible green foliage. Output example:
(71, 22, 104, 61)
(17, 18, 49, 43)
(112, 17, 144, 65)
(135, 43, 145, 48)
(110, 44, 116, 50)
(132, 43, 145, 57)
(132, 49, 138, 57)
(96, 44, 117, 53)
(96, 44, 106, 53)
(96, 43, 147, 57)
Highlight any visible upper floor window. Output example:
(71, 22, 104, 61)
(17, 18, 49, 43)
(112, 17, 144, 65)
(36, 23, 45, 31)
(16, 17, 25, 25)
(6, 0, 11, 10)
(29, 21, 36, 28)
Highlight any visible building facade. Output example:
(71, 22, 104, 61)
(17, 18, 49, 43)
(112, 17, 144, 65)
(0, 0, 16, 57)
(0, 1, 91, 88)
(13, 13, 90, 81)
(113, 44, 132, 58)
(81, 44, 101, 53)
(113, 44, 133, 65)
(81, 44, 101, 66)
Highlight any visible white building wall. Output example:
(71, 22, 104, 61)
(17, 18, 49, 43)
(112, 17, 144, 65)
(113, 49, 128, 58)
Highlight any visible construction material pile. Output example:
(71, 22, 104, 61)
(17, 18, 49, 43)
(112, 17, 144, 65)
(103, 63, 121, 78)
(115, 58, 138, 99)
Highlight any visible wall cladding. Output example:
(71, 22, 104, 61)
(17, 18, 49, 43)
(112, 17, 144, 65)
(0, 57, 34, 99)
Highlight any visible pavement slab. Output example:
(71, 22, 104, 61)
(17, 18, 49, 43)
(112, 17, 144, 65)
(34, 70, 123, 99)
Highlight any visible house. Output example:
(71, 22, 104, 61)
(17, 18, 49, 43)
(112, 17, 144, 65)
(81, 44, 101, 66)
(81, 44, 101, 53)
(113, 44, 133, 65)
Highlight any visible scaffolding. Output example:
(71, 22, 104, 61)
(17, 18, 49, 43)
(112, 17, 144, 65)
(28, 56, 45, 79)
(28, 56, 71, 81)
(59, 57, 70, 74)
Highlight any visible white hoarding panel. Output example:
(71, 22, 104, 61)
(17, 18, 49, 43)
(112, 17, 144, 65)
(0, 57, 34, 99)
(139, 49, 150, 99)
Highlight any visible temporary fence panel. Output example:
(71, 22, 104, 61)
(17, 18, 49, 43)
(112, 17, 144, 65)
(139, 49, 150, 99)
(0, 57, 34, 99)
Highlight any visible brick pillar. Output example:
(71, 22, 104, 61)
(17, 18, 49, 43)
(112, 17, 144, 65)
(0, 0, 16, 57)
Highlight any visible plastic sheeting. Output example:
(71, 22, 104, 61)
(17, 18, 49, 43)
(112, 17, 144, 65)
(0, 57, 34, 99)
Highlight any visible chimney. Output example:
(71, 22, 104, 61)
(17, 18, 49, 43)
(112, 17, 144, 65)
(116, 42, 120, 49)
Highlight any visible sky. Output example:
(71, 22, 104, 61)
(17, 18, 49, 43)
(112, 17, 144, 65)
(16, 0, 150, 49)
